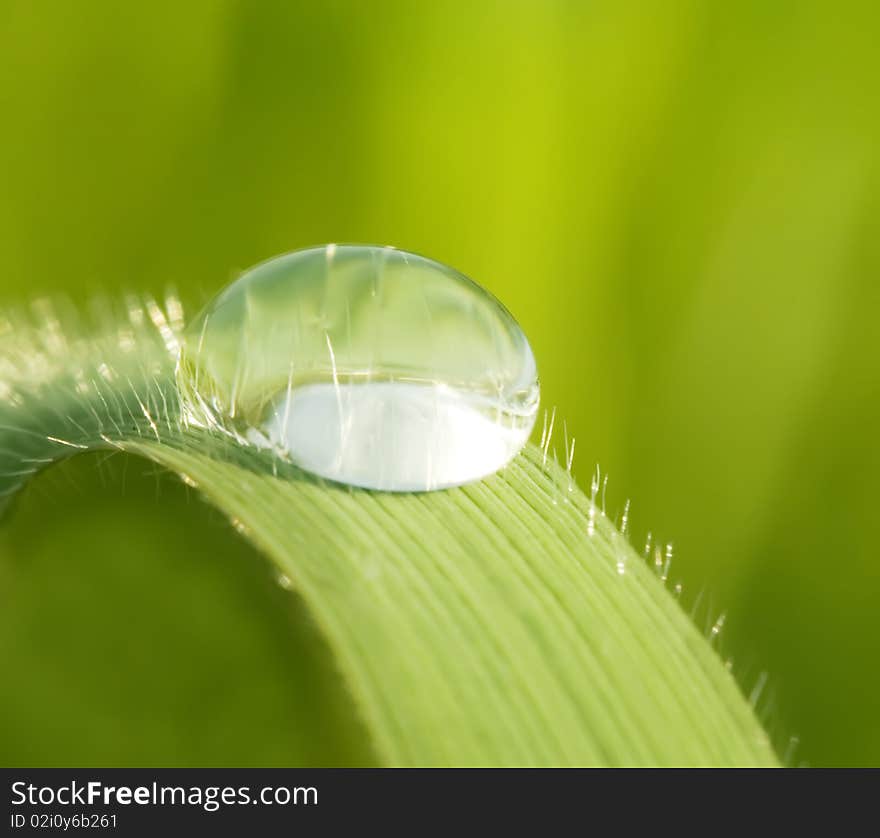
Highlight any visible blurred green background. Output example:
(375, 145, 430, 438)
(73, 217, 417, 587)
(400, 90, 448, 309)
(1, 1, 878, 766)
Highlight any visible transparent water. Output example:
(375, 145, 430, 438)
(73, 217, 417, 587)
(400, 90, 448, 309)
(177, 245, 539, 491)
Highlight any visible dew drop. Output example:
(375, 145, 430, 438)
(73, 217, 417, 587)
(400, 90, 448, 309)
(177, 245, 540, 491)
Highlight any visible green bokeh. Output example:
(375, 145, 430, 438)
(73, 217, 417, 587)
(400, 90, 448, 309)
(1, 1, 877, 766)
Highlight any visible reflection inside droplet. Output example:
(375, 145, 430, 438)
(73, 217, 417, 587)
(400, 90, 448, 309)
(177, 245, 539, 491)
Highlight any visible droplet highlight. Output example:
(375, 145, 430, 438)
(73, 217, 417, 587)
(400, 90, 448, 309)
(177, 245, 539, 491)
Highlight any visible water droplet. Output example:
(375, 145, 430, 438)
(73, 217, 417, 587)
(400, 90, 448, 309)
(178, 245, 539, 491)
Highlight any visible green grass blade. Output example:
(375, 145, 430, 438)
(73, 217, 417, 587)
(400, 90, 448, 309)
(0, 297, 778, 766)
